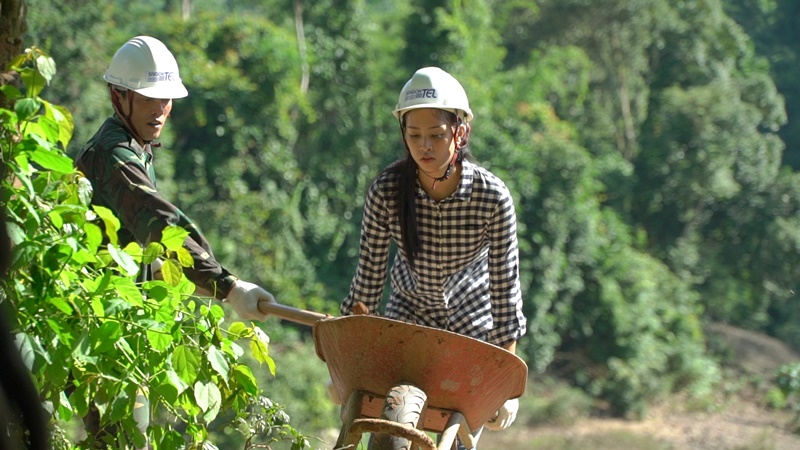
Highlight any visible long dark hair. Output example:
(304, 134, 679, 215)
(396, 109, 472, 268)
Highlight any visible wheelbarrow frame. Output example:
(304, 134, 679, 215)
(258, 301, 528, 450)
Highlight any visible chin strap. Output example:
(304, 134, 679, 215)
(109, 85, 152, 146)
(430, 149, 460, 190)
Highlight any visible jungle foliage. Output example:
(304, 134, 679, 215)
(4, 0, 800, 446)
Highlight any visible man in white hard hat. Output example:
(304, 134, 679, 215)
(74, 36, 275, 445)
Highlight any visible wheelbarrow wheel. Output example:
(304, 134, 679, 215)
(368, 384, 428, 450)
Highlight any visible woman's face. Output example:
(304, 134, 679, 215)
(403, 108, 462, 179)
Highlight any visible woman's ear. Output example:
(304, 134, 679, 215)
(456, 123, 468, 147)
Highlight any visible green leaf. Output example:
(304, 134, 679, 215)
(207, 345, 230, 383)
(166, 368, 189, 395)
(56, 391, 72, 422)
(153, 372, 179, 405)
(108, 390, 131, 424)
(15, 97, 40, 121)
(69, 383, 90, 417)
(172, 345, 200, 385)
(48, 297, 74, 315)
(161, 225, 189, 251)
(108, 243, 140, 276)
(72, 333, 97, 366)
(29, 147, 74, 173)
(0, 84, 23, 101)
(82, 222, 103, 253)
(92, 205, 120, 245)
(249, 330, 273, 369)
(143, 242, 164, 264)
(194, 381, 221, 422)
(110, 277, 144, 307)
(161, 258, 183, 286)
(5, 221, 26, 245)
(227, 322, 248, 337)
(123, 241, 144, 261)
(43, 100, 74, 148)
(47, 209, 63, 228)
(18, 67, 46, 98)
(232, 365, 258, 395)
(15, 333, 45, 372)
(146, 324, 172, 352)
(28, 116, 59, 144)
(91, 321, 122, 353)
(175, 247, 194, 268)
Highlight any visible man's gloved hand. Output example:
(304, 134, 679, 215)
(485, 398, 519, 431)
(226, 280, 274, 321)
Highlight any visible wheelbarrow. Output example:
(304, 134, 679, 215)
(258, 301, 528, 450)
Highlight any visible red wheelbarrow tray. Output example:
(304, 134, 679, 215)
(312, 315, 528, 433)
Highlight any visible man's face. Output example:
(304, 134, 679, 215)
(117, 90, 173, 143)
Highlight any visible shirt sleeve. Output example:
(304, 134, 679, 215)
(97, 146, 237, 299)
(340, 179, 392, 315)
(486, 186, 527, 347)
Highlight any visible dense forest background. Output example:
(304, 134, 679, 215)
(9, 0, 800, 444)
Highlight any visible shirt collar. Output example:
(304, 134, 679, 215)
(111, 114, 150, 157)
(414, 159, 475, 202)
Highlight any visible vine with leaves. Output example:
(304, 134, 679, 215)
(0, 47, 308, 449)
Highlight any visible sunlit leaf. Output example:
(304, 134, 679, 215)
(172, 345, 200, 385)
(123, 241, 144, 261)
(36, 54, 57, 84)
(175, 247, 194, 268)
(91, 321, 122, 353)
(48, 297, 74, 315)
(166, 368, 189, 396)
(44, 101, 74, 148)
(82, 222, 103, 253)
(143, 242, 164, 264)
(146, 324, 172, 352)
(161, 225, 189, 251)
(57, 391, 73, 422)
(207, 345, 230, 383)
(232, 365, 258, 395)
(194, 381, 221, 422)
(108, 243, 140, 276)
(161, 258, 183, 286)
(110, 276, 144, 307)
(29, 147, 73, 173)
(92, 205, 120, 245)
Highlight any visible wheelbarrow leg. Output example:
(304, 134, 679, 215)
(455, 421, 483, 450)
(334, 390, 365, 449)
(437, 412, 465, 450)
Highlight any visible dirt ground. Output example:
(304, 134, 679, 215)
(481, 323, 800, 450)
(481, 398, 800, 450)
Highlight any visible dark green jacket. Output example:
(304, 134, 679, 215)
(74, 115, 236, 299)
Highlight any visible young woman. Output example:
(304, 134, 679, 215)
(340, 67, 527, 440)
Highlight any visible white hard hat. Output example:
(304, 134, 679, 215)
(103, 36, 188, 99)
(393, 67, 473, 122)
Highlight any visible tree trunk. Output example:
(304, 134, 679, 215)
(0, 0, 27, 107)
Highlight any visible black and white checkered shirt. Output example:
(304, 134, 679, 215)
(341, 160, 527, 347)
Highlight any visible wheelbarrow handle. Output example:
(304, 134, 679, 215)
(258, 299, 331, 327)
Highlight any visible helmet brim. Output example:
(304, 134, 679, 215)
(393, 104, 473, 122)
(132, 84, 188, 100)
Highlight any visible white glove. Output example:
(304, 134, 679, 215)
(485, 398, 519, 431)
(226, 280, 274, 321)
